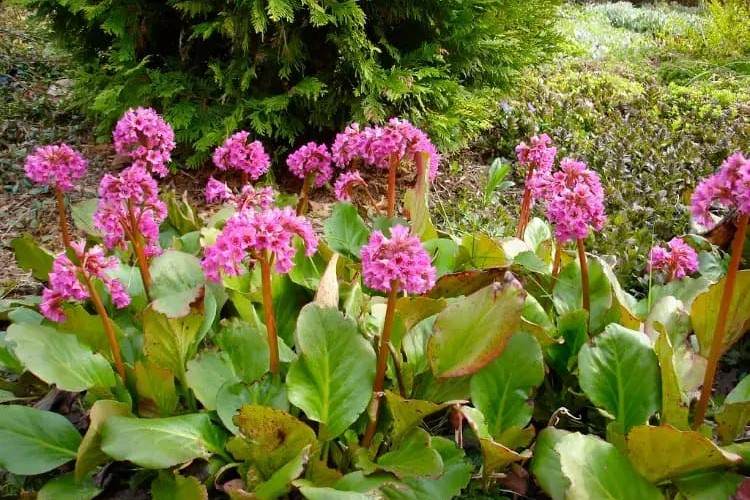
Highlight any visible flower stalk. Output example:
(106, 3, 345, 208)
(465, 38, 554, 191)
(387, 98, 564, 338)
(387, 155, 398, 218)
(259, 251, 280, 375)
(54, 186, 72, 250)
(693, 213, 749, 428)
(81, 271, 125, 379)
(126, 200, 152, 298)
(296, 173, 315, 216)
(516, 165, 535, 238)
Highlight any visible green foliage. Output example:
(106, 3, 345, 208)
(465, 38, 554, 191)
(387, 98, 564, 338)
(22, 0, 561, 164)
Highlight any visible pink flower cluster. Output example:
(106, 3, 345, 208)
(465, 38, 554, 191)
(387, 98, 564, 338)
(94, 166, 167, 257)
(212, 131, 270, 180)
(691, 152, 750, 229)
(648, 237, 699, 281)
(41, 241, 130, 322)
(202, 207, 318, 282)
(286, 142, 333, 187)
(113, 107, 175, 178)
(361, 225, 436, 294)
(541, 158, 607, 243)
(331, 119, 440, 181)
(24, 144, 88, 191)
(334, 170, 366, 201)
(205, 177, 275, 211)
(516, 134, 557, 171)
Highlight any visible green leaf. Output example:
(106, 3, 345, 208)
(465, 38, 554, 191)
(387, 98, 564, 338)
(524, 217, 552, 254)
(674, 470, 744, 500)
(556, 433, 662, 500)
(217, 318, 269, 384)
(6, 323, 116, 392)
(578, 324, 660, 440)
(459, 406, 528, 476)
(553, 257, 615, 333)
(0, 330, 24, 374)
(323, 202, 370, 260)
(428, 278, 526, 378)
(217, 379, 288, 435)
(57, 303, 117, 358)
(716, 374, 750, 444)
(377, 428, 443, 479)
(530, 428, 571, 500)
(403, 164, 438, 241)
(38, 472, 101, 500)
(289, 241, 329, 290)
(470, 332, 543, 444)
(151, 472, 208, 500)
(395, 296, 446, 334)
(547, 309, 588, 374)
(457, 234, 508, 269)
(384, 390, 451, 443)
(427, 268, 508, 299)
(232, 404, 316, 478)
(150, 250, 206, 318)
(655, 330, 691, 430)
(691, 270, 750, 356)
(134, 360, 178, 417)
(71, 198, 102, 238)
(255, 445, 311, 500)
(423, 239, 459, 277)
(101, 414, 226, 469)
(185, 350, 237, 411)
(287, 304, 376, 439)
(626, 425, 741, 483)
(0, 405, 81, 475)
(143, 308, 203, 383)
(75, 399, 132, 481)
(11, 234, 53, 280)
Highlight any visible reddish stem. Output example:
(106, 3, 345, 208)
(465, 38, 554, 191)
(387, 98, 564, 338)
(516, 165, 536, 239)
(54, 186, 72, 250)
(362, 281, 399, 447)
(693, 214, 749, 429)
(81, 272, 125, 379)
(296, 173, 315, 216)
(126, 201, 152, 299)
(260, 252, 280, 375)
(387, 156, 398, 218)
(577, 238, 590, 316)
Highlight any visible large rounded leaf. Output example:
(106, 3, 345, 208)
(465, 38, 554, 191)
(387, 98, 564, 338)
(38, 472, 101, 500)
(530, 428, 571, 500)
(428, 277, 526, 378)
(377, 428, 443, 479)
(691, 270, 750, 356)
(578, 324, 660, 441)
(6, 323, 116, 392)
(459, 406, 528, 477)
(470, 332, 543, 445)
(101, 414, 226, 469)
(143, 308, 203, 383)
(217, 318, 269, 384)
(323, 202, 370, 259)
(75, 400, 132, 480)
(0, 405, 81, 475)
(150, 250, 206, 318)
(553, 257, 615, 333)
(287, 304, 376, 439)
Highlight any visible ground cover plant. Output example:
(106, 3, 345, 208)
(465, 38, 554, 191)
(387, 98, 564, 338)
(3, 107, 750, 499)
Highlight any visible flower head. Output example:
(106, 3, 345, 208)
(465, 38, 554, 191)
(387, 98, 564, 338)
(332, 123, 366, 167)
(113, 107, 175, 177)
(286, 142, 333, 187)
(212, 131, 270, 180)
(201, 207, 318, 282)
(40, 241, 130, 322)
(24, 144, 87, 191)
(516, 134, 557, 171)
(94, 166, 167, 257)
(648, 237, 699, 281)
(204, 177, 275, 211)
(691, 152, 750, 229)
(334, 170, 367, 202)
(360, 225, 436, 294)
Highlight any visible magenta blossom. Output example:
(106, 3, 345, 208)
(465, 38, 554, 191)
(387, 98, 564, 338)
(202, 207, 318, 282)
(516, 134, 557, 171)
(113, 107, 175, 178)
(94, 166, 167, 257)
(332, 123, 366, 168)
(361, 225, 436, 294)
(204, 177, 275, 211)
(286, 142, 334, 187)
(40, 241, 130, 322)
(334, 170, 367, 202)
(691, 152, 750, 229)
(648, 237, 699, 281)
(212, 131, 270, 180)
(24, 144, 88, 192)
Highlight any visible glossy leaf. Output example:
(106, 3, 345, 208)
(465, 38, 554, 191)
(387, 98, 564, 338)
(547, 309, 588, 374)
(553, 257, 615, 333)
(151, 472, 208, 500)
(674, 470, 744, 500)
(75, 399, 132, 481)
(254, 445, 311, 500)
(457, 234, 508, 269)
(655, 330, 690, 430)
(530, 428, 571, 500)
(150, 250, 206, 318)
(185, 350, 237, 411)
(384, 391, 452, 443)
(11, 233, 53, 280)
(460, 406, 528, 476)
(323, 202, 370, 259)
(134, 360, 178, 417)
(38, 472, 101, 500)
(377, 428, 443, 479)
(423, 239, 460, 277)
(691, 270, 750, 356)
(217, 318, 269, 384)
(71, 198, 102, 238)
(428, 278, 525, 378)
(143, 308, 202, 383)
(716, 374, 750, 444)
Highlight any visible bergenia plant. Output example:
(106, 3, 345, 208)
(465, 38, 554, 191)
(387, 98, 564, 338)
(286, 141, 333, 215)
(212, 131, 271, 184)
(205, 177, 275, 211)
(333, 170, 368, 202)
(648, 237, 699, 282)
(202, 205, 317, 373)
(515, 133, 557, 238)
(41, 241, 130, 377)
(94, 165, 166, 297)
(691, 151, 750, 427)
(113, 107, 175, 178)
(24, 143, 87, 248)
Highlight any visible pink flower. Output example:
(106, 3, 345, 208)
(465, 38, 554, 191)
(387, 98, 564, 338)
(516, 134, 557, 171)
(360, 225, 436, 294)
(332, 123, 366, 167)
(204, 177, 275, 211)
(40, 241, 130, 322)
(201, 207, 318, 282)
(286, 142, 334, 187)
(94, 166, 167, 257)
(113, 107, 175, 178)
(334, 170, 367, 201)
(691, 152, 750, 229)
(24, 144, 87, 192)
(212, 131, 270, 180)
(648, 237, 699, 281)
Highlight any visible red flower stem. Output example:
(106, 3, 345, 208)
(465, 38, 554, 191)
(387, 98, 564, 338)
(296, 173, 315, 216)
(81, 271, 125, 379)
(126, 201, 152, 300)
(577, 238, 590, 316)
(54, 186, 72, 250)
(362, 281, 400, 447)
(693, 213, 749, 429)
(260, 252, 280, 375)
(387, 155, 398, 218)
(516, 165, 535, 239)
